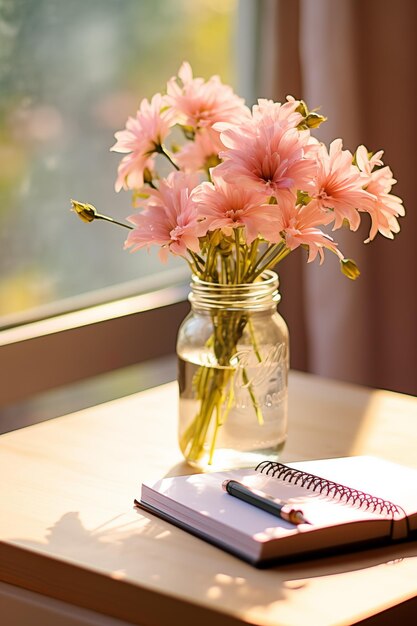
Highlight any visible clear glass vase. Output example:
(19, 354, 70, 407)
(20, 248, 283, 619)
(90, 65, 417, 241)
(176, 270, 289, 471)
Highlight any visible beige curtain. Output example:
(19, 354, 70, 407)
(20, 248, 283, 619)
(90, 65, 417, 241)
(257, 0, 417, 395)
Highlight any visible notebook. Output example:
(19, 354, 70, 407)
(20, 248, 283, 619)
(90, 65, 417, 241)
(137, 456, 417, 566)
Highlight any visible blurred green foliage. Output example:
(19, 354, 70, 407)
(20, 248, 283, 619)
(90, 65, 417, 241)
(0, 0, 237, 317)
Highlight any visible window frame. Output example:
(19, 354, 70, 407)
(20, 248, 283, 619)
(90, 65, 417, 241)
(0, 276, 190, 407)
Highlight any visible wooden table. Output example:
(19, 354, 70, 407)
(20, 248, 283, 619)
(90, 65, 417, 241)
(1, 371, 417, 626)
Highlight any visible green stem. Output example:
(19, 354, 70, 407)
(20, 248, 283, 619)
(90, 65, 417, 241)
(188, 372, 223, 461)
(204, 243, 219, 282)
(248, 317, 262, 362)
(247, 242, 279, 279)
(156, 144, 180, 171)
(251, 245, 291, 281)
(245, 240, 259, 279)
(203, 246, 212, 281)
(246, 242, 289, 281)
(189, 251, 205, 276)
(208, 370, 234, 465)
(220, 254, 233, 284)
(242, 368, 264, 426)
(185, 257, 199, 276)
(96, 214, 133, 230)
(234, 229, 241, 284)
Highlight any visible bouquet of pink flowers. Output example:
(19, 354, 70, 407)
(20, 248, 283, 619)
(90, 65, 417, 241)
(72, 62, 404, 466)
(74, 61, 404, 280)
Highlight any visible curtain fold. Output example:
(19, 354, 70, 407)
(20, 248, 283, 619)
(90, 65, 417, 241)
(257, 0, 417, 395)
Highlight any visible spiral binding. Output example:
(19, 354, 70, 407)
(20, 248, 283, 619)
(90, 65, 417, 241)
(255, 461, 403, 518)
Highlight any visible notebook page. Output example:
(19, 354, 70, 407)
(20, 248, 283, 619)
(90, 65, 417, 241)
(142, 462, 392, 545)
(285, 456, 417, 530)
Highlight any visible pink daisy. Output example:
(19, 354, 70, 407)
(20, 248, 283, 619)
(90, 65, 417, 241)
(193, 173, 277, 244)
(214, 100, 318, 201)
(309, 139, 374, 231)
(355, 144, 385, 176)
(166, 62, 250, 132)
(355, 145, 405, 242)
(251, 97, 303, 131)
(275, 194, 342, 263)
(124, 172, 206, 260)
(175, 128, 223, 173)
(111, 93, 176, 192)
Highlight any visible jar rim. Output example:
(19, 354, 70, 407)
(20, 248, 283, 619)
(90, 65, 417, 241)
(189, 270, 280, 311)
(190, 269, 279, 289)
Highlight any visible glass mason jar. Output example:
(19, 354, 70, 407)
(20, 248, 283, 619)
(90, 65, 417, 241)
(176, 270, 289, 471)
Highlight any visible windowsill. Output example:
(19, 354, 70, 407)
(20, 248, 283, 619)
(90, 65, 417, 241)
(0, 279, 189, 407)
(0, 354, 177, 435)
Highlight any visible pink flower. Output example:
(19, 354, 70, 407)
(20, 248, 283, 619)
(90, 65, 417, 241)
(275, 194, 342, 263)
(251, 97, 303, 130)
(355, 145, 384, 176)
(193, 173, 278, 244)
(114, 153, 156, 193)
(124, 172, 206, 260)
(111, 93, 176, 192)
(309, 139, 374, 231)
(166, 62, 250, 132)
(175, 128, 223, 173)
(214, 99, 318, 201)
(355, 145, 405, 241)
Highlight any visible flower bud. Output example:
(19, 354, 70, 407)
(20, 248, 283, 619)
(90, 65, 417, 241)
(70, 199, 133, 230)
(305, 111, 327, 129)
(340, 258, 361, 280)
(295, 100, 308, 117)
(71, 200, 97, 223)
(296, 190, 311, 206)
(296, 100, 327, 130)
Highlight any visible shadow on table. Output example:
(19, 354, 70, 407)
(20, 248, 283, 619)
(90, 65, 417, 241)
(9, 509, 287, 622)
(8, 505, 417, 625)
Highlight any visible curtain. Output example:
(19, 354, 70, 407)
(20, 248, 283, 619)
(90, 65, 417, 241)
(256, 0, 417, 395)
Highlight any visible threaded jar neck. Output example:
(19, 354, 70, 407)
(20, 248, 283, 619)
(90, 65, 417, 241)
(189, 270, 281, 312)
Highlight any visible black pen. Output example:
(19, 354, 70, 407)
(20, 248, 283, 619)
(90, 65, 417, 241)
(222, 479, 310, 525)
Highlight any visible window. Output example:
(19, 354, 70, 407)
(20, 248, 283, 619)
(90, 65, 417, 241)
(0, 0, 240, 322)
(0, 0, 255, 414)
